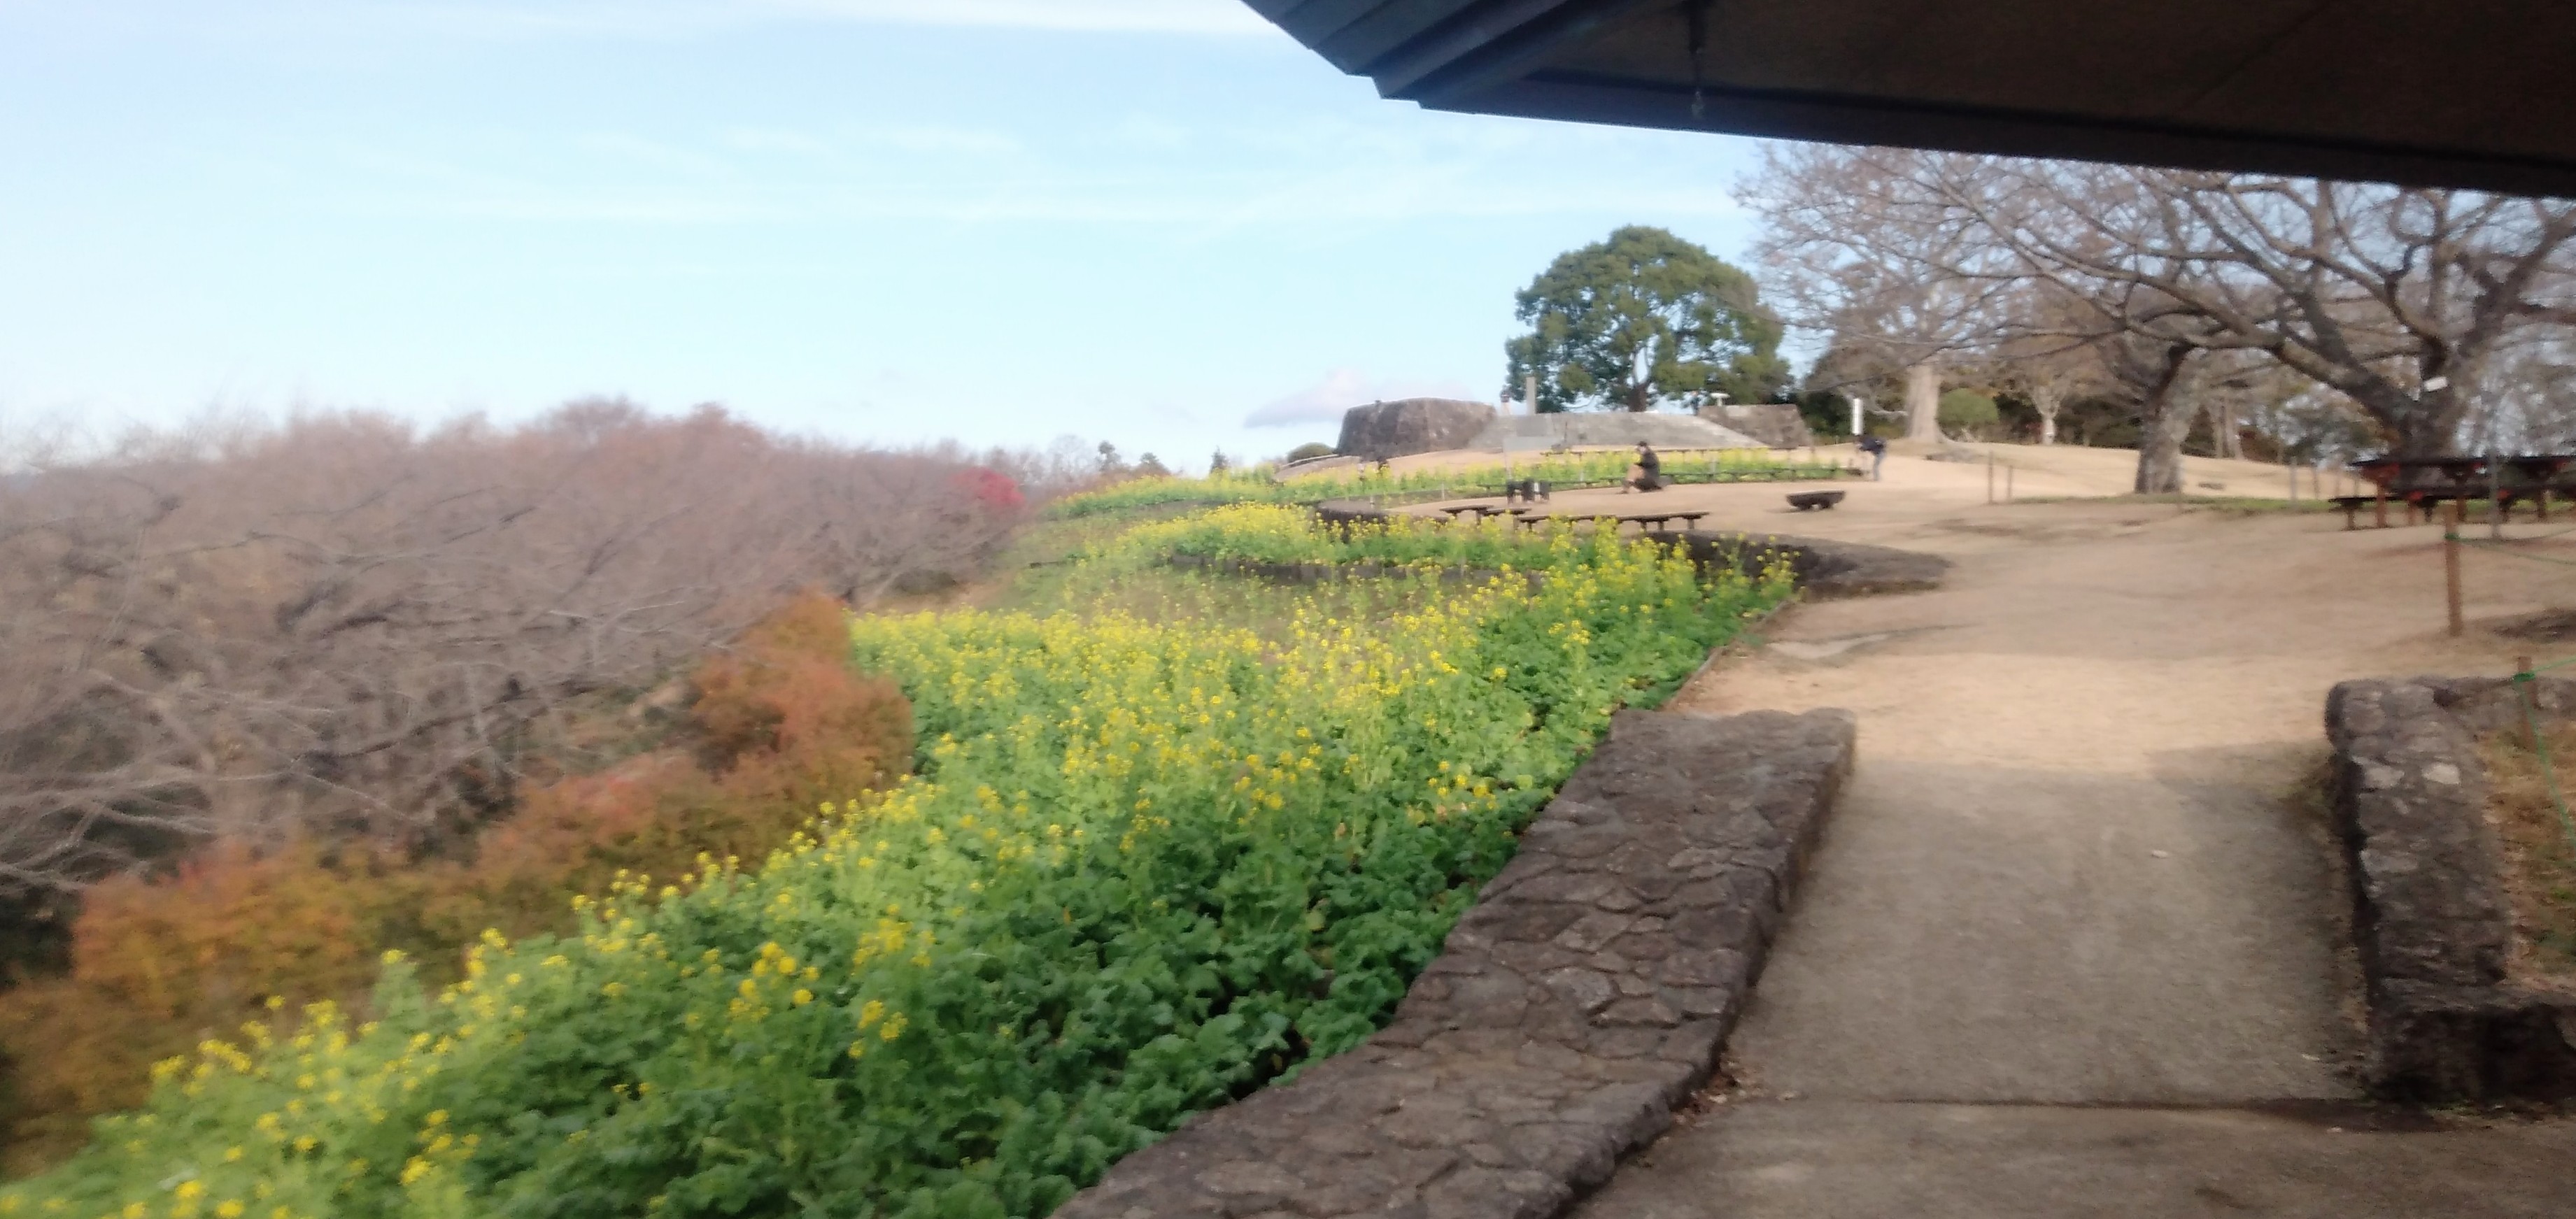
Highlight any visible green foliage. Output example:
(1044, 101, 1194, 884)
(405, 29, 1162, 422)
(4, 509, 1790, 1219)
(1504, 226, 1789, 413)
(0, 595, 912, 1177)
(1131, 504, 1764, 575)
(1786, 390, 1854, 441)
(1045, 449, 1843, 519)
(1282, 443, 1336, 464)
(1937, 388, 1999, 433)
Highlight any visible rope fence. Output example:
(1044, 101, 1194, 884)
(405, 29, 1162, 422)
(2510, 664, 2576, 862)
(2428, 502, 2576, 860)
(2437, 501, 2576, 634)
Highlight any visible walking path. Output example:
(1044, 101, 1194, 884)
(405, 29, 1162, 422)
(1505, 447, 2576, 1216)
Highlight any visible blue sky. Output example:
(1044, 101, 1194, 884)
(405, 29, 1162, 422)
(0, 1, 1774, 469)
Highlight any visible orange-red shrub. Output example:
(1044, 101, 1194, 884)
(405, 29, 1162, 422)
(0, 592, 910, 1175)
(0, 840, 427, 1171)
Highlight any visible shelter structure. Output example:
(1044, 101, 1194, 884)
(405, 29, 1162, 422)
(1243, 1, 2576, 197)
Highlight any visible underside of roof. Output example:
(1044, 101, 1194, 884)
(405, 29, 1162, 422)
(1243, 0, 2576, 197)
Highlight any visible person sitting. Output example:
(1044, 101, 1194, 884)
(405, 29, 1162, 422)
(1624, 441, 1664, 492)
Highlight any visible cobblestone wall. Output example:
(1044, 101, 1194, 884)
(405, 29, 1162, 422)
(1057, 708, 1856, 1219)
(2326, 676, 2576, 1101)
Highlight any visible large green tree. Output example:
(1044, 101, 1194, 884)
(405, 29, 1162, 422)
(1504, 226, 1789, 413)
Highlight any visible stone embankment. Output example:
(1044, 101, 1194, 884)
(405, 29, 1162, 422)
(1058, 708, 1856, 1219)
(2326, 676, 2576, 1101)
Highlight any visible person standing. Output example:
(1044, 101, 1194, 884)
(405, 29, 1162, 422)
(1856, 433, 1886, 480)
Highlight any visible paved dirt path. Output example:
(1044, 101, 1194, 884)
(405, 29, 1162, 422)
(1678, 503, 2368, 1104)
(1515, 447, 2576, 1215)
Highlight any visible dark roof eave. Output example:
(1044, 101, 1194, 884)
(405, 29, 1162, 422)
(1430, 73, 2576, 197)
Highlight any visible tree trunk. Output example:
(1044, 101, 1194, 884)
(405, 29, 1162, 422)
(2033, 387, 2061, 445)
(2132, 348, 2198, 495)
(2392, 375, 2472, 457)
(1904, 363, 1941, 441)
(1625, 382, 1650, 413)
(2210, 397, 2240, 459)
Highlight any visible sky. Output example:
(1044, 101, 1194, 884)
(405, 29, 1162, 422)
(0, 0, 1776, 469)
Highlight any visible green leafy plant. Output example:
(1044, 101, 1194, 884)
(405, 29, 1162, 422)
(1048, 449, 1840, 519)
(3, 509, 1790, 1219)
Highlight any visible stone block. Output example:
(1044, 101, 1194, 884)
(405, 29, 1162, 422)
(1337, 399, 1499, 462)
(2325, 676, 2576, 1102)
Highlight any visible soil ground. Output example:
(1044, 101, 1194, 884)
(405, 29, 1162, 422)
(1407, 443, 2576, 1215)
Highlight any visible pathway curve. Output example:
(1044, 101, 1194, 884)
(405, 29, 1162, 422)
(1520, 455, 2576, 1216)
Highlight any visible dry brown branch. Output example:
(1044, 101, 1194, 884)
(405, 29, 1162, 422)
(0, 403, 1064, 902)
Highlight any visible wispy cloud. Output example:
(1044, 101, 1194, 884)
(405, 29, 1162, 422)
(318, 113, 1746, 234)
(1245, 369, 1482, 429)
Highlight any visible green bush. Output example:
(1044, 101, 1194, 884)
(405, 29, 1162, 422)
(0, 594, 913, 1178)
(1047, 449, 1840, 519)
(5, 508, 1791, 1219)
(1938, 388, 2000, 434)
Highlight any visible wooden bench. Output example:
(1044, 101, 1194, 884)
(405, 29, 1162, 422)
(1513, 510, 1708, 534)
(1625, 510, 1708, 532)
(1787, 490, 1846, 511)
(1434, 503, 1514, 524)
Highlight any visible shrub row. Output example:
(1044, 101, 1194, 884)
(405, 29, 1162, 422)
(1130, 502, 1756, 573)
(4, 509, 1790, 1219)
(0, 594, 910, 1176)
(1046, 449, 1838, 518)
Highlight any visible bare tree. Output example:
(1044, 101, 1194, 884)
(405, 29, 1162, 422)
(0, 404, 1048, 904)
(1971, 282, 2121, 446)
(2468, 328, 2576, 454)
(1747, 146, 2576, 489)
(1895, 158, 2576, 458)
(1741, 145, 2024, 441)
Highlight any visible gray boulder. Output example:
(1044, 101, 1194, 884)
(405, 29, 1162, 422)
(1336, 398, 1496, 461)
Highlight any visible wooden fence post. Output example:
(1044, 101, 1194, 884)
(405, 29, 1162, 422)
(2446, 497, 2465, 637)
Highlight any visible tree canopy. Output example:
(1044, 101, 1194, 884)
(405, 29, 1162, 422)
(1741, 145, 2576, 470)
(1504, 226, 1789, 413)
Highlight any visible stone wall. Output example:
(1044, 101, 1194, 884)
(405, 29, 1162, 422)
(1056, 708, 1857, 1219)
(1338, 399, 1500, 462)
(1698, 404, 1814, 450)
(2324, 676, 2576, 1102)
(1466, 413, 1761, 453)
